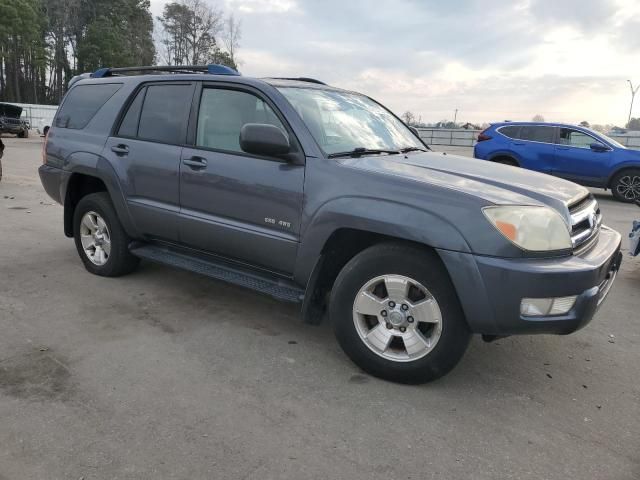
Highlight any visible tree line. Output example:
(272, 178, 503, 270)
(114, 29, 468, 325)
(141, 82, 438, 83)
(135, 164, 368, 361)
(0, 0, 240, 105)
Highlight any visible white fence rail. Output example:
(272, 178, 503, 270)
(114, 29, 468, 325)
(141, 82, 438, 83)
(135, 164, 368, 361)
(415, 128, 640, 150)
(9, 103, 58, 133)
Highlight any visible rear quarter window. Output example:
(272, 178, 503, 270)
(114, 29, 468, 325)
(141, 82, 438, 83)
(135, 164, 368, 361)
(55, 83, 121, 129)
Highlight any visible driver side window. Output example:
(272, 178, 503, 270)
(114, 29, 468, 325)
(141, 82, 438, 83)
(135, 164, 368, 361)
(558, 128, 594, 149)
(196, 88, 286, 153)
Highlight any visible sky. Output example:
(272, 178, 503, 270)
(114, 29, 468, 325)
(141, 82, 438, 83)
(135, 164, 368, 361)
(150, 0, 640, 126)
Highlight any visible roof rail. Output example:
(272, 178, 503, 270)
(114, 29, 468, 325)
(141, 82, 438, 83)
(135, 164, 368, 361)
(91, 64, 240, 79)
(271, 77, 327, 85)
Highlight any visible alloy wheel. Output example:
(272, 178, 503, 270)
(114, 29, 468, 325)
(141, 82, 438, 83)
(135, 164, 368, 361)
(352, 274, 443, 362)
(79, 211, 111, 266)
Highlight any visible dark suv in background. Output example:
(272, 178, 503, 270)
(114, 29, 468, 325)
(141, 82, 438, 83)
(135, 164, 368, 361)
(39, 65, 622, 383)
(0, 102, 30, 138)
(474, 122, 640, 202)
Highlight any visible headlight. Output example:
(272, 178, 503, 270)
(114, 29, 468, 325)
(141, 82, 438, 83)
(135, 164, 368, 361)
(483, 206, 571, 252)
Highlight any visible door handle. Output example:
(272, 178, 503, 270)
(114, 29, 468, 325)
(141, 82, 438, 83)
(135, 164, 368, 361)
(183, 156, 208, 169)
(512, 142, 525, 146)
(111, 144, 129, 155)
(556, 146, 570, 150)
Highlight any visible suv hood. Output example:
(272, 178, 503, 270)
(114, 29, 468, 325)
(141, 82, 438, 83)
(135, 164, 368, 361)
(0, 103, 23, 119)
(340, 151, 589, 214)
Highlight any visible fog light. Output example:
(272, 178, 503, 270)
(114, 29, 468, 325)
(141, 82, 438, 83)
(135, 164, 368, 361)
(521, 296, 577, 317)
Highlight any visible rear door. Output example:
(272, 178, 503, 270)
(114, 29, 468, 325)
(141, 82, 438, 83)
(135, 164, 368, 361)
(510, 125, 557, 173)
(179, 83, 305, 273)
(103, 82, 195, 241)
(552, 127, 611, 184)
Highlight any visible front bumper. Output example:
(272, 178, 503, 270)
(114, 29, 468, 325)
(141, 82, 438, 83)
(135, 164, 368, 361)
(439, 226, 622, 335)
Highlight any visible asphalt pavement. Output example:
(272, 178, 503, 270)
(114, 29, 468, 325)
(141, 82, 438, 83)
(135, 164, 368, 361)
(1, 135, 639, 479)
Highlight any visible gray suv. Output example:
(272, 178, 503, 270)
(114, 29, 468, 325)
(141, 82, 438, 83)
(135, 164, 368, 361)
(39, 65, 622, 383)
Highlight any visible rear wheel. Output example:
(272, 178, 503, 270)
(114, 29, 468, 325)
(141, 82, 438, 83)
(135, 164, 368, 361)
(73, 192, 139, 277)
(611, 169, 640, 203)
(330, 243, 471, 384)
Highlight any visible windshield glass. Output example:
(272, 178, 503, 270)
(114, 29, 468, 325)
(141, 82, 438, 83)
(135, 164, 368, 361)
(587, 127, 626, 149)
(277, 87, 424, 156)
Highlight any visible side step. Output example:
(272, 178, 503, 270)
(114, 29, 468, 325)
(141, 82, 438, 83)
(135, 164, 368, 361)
(130, 243, 304, 303)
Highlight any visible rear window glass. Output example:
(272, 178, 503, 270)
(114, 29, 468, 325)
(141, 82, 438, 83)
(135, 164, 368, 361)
(55, 84, 121, 129)
(498, 126, 520, 138)
(519, 126, 555, 143)
(137, 84, 192, 144)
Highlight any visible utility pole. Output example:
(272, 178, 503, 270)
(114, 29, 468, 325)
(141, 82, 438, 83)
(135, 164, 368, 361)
(628, 80, 640, 128)
(453, 108, 458, 126)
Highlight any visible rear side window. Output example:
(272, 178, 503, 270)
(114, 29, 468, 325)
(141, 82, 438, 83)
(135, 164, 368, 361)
(55, 84, 121, 129)
(498, 125, 520, 138)
(118, 88, 146, 138)
(136, 84, 193, 144)
(519, 126, 555, 143)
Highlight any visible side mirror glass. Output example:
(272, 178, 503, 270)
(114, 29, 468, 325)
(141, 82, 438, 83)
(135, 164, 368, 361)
(240, 123, 290, 157)
(590, 142, 608, 152)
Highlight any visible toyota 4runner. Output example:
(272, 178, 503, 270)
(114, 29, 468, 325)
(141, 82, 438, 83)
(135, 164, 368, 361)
(39, 65, 622, 383)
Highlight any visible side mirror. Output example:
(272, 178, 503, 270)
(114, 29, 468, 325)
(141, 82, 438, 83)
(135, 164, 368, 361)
(240, 123, 290, 157)
(409, 126, 420, 137)
(590, 142, 608, 152)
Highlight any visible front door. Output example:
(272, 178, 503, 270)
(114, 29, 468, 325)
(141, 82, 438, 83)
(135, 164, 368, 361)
(179, 85, 305, 274)
(553, 127, 611, 184)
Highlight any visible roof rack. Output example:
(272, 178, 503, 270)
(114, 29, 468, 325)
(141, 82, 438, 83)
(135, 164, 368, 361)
(91, 64, 240, 79)
(271, 77, 327, 85)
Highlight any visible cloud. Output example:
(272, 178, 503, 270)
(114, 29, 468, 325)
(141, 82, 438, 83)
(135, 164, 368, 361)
(150, 0, 640, 124)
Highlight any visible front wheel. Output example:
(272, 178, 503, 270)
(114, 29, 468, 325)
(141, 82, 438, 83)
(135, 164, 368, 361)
(611, 169, 640, 203)
(330, 243, 471, 384)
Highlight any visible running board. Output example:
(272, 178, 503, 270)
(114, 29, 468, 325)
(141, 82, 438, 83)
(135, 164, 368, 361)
(129, 243, 304, 303)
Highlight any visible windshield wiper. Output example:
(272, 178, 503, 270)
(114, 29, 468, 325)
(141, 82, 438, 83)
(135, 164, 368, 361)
(328, 147, 401, 159)
(399, 146, 430, 153)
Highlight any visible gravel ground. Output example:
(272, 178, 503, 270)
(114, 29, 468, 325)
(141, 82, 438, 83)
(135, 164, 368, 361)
(1, 135, 639, 479)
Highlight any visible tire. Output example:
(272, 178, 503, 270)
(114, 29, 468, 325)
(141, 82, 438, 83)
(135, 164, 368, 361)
(73, 192, 140, 277)
(330, 243, 471, 384)
(17, 130, 27, 138)
(610, 169, 640, 203)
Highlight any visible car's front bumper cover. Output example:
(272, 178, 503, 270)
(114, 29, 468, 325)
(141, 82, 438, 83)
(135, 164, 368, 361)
(438, 226, 622, 335)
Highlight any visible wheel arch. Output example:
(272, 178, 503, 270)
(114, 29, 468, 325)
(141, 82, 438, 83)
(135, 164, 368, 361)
(298, 197, 472, 324)
(606, 164, 640, 188)
(489, 153, 520, 166)
(63, 156, 139, 238)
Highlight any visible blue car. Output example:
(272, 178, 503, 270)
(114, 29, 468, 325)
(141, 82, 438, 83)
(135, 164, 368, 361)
(474, 122, 640, 202)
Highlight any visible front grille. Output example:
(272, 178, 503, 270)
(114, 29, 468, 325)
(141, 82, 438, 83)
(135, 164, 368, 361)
(1, 118, 21, 125)
(569, 194, 601, 253)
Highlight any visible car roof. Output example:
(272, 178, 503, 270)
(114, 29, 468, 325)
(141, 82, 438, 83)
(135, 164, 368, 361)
(491, 121, 588, 129)
(72, 72, 347, 93)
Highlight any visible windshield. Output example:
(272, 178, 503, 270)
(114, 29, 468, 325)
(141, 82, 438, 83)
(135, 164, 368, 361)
(587, 128, 626, 149)
(277, 87, 424, 156)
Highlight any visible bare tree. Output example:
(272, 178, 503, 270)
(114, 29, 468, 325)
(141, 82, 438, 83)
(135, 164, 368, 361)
(158, 0, 238, 67)
(222, 14, 242, 67)
(532, 114, 545, 122)
(402, 111, 416, 126)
